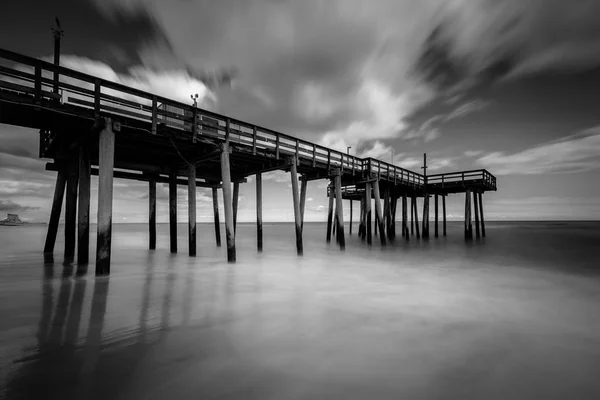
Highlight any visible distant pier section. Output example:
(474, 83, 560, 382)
(0, 47, 496, 274)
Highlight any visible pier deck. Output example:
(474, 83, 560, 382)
(0, 47, 497, 272)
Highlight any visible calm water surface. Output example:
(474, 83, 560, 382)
(1, 221, 599, 399)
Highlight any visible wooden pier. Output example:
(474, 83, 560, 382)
(0, 47, 497, 274)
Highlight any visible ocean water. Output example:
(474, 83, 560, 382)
(0, 221, 599, 399)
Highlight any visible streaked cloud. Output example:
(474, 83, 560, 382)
(477, 126, 600, 175)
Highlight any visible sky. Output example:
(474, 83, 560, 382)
(1, 0, 600, 223)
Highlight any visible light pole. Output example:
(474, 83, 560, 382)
(190, 93, 198, 108)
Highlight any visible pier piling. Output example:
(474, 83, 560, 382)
(479, 192, 486, 238)
(365, 182, 372, 245)
(403, 194, 409, 241)
(334, 169, 345, 250)
(410, 195, 414, 236)
(300, 176, 307, 232)
(77, 135, 91, 265)
(290, 157, 304, 255)
(64, 154, 79, 263)
(422, 194, 429, 239)
(188, 164, 197, 256)
(326, 181, 334, 243)
(256, 173, 263, 252)
(96, 119, 115, 275)
(442, 195, 447, 236)
(44, 164, 67, 254)
(434, 194, 439, 238)
(212, 187, 221, 247)
(149, 178, 156, 250)
(349, 200, 353, 235)
(413, 195, 420, 239)
(473, 189, 481, 239)
(232, 182, 239, 234)
(465, 190, 473, 240)
(372, 180, 386, 246)
(169, 172, 177, 253)
(221, 143, 236, 262)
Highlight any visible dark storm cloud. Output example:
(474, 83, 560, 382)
(413, 0, 600, 94)
(0, 0, 171, 72)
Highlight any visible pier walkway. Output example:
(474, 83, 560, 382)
(0, 47, 496, 274)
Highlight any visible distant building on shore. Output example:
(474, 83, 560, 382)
(0, 214, 26, 226)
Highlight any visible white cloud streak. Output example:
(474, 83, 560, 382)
(477, 126, 600, 175)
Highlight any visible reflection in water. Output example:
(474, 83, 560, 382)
(4, 255, 178, 400)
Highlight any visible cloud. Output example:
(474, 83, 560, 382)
(262, 170, 290, 183)
(464, 150, 483, 157)
(413, 0, 600, 92)
(52, 55, 216, 108)
(0, 200, 40, 213)
(476, 126, 600, 175)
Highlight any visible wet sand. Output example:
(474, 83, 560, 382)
(1, 222, 600, 399)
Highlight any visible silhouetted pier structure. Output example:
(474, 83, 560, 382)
(0, 47, 497, 275)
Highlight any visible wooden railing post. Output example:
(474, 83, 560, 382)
(275, 135, 280, 159)
(192, 107, 198, 143)
(312, 145, 316, 167)
(225, 118, 231, 142)
(94, 79, 101, 119)
(252, 126, 257, 155)
(34, 65, 42, 105)
(151, 95, 158, 135)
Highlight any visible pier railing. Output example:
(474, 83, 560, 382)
(426, 169, 496, 191)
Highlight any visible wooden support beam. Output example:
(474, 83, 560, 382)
(465, 190, 472, 240)
(372, 180, 386, 246)
(392, 195, 398, 240)
(77, 136, 91, 265)
(442, 195, 447, 237)
(365, 182, 372, 245)
(403, 194, 409, 242)
(96, 119, 115, 275)
(64, 154, 79, 263)
(479, 192, 486, 238)
(300, 177, 307, 232)
(334, 169, 345, 250)
(290, 157, 303, 255)
(221, 143, 236, 262)
(473, 191, 481, 238)
(188, 164, 197, 256)
(359, 196, 365, 240)
(349, 200, 353, 235)
(46, 163, 220, 188)
(44, 165, 67, 254)
(169, 172, 178, 253)
(413, 195, 420, 239)
(435, 194, 439, 238)
(326, 182, 334, 243)
(410, 195, 414, 236)
(374, 212, 378, 236)
(212, 187, 221, 247)
(256, 173, 263, 252)
(402, 193, 410, 240)
(422, 195, 429, 239)
(384, 189, 391, 240)
(400, 194, 406, 238)
(232, 182, 240, 234)
(149, 179, 156, 249)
